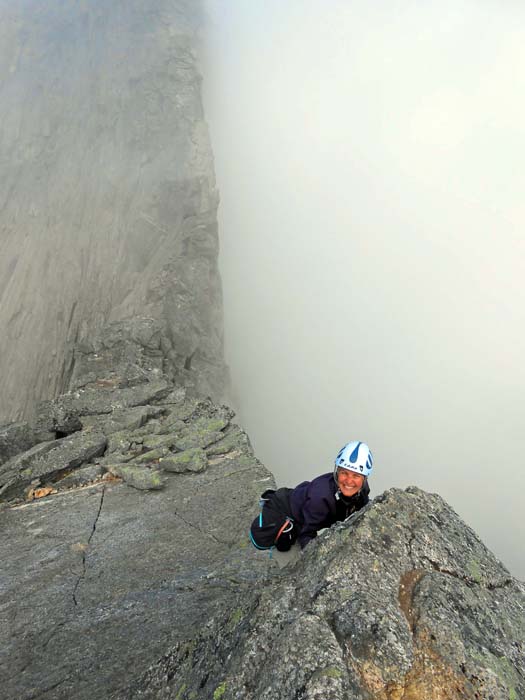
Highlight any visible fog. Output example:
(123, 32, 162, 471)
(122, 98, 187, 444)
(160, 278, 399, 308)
(0, 1, 225, 421)
(201, 1, 525, 579)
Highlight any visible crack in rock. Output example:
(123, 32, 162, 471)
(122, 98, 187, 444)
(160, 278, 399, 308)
(6, 620, 71, 682)
(406, 519, 418, 569)
(27, 674, 71, 700)
(6, 660, 32, 683)
(72, 486, 105, 606)
(172, 508, 226, 545)
(487, 578, 513, 590)
(41, 619, 69, 650)
(423, 557, 513, 590)
(208, 466, 253, 482)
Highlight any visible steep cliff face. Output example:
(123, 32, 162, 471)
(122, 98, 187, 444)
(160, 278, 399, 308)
(0, 0, 226, 423)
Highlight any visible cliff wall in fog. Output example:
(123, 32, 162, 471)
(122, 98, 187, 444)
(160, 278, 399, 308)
(0, 0, 227, 423)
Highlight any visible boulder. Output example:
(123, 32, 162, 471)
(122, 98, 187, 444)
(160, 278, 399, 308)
(0, 421, 39, 466)
(160, 448, 208, 474)
(141, 434, 180, 451)
(158, 400, 203, 425)
(80, 406, 166, 436)
(51, 464, 105, 490)
(155, 419, 186, 436)
(174, 431, 223, 451)
(107, 464, 166, 491)
(172, 416, 229, 452)
(0, 431, 107, 501)
(32, 401, 83, 442)
(131, 448, 170, 465)
(41, 380, 172, 419)
(205, 426, 253, 457)
(69, 318, 168, 391)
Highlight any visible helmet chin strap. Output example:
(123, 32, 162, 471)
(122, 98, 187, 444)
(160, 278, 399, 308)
(336, 487, 359, 502)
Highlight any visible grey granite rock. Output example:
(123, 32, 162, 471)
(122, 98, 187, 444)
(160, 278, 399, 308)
(0, 0, 228, 424)
(32, 401, 84, 442)
(43, 380, 172, 419)
(141, 433, 181, 451)
(160, 448, 208, 473)
(0, 440, 56, 492)
(107, 464, 166, 491)
(156, 419, 186, 436)
(69, 318, 169, 391)
(0, 431, 107, 501)
(106, 430, 135, 455)
(0, 408, 274, 700)
(0, 421, 39, 466)
(172, 417, 229, 452)
(174, 431, 224, 451)
(118, 487, 524, 700)
(51, 464, 105, 490)
(2, 322, 523, 700)
(81, 406, 166, 436)
(205, 426, 253, 457)
(127, 448, 170, 465)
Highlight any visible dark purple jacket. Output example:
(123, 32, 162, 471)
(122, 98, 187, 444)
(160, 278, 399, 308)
(289, 472, 370, 549)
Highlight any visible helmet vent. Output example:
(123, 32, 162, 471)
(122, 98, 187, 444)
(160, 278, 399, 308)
(349, 442, 362, 463)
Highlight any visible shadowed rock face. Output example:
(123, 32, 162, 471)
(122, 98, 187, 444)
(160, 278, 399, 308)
(0, 0, 226, 422)
(117, 488, 525, 700)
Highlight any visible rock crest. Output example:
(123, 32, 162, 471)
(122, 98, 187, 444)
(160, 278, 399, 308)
(116, 488, 525, 700)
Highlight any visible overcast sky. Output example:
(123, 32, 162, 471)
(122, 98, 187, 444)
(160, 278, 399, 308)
(201, 0, 525, 579)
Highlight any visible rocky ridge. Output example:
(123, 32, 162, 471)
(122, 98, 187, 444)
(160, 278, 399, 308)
(0, 320, 274, 699)
(116, 489, 525, 700)
(1, 322, 524, 700)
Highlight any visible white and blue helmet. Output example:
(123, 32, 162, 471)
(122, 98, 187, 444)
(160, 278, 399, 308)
(334, 441, 373, 479)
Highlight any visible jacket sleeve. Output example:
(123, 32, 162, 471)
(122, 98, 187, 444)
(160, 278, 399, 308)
(297, 491, 334, 549)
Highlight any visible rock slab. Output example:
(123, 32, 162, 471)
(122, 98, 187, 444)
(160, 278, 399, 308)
(0, 401, 274, 700)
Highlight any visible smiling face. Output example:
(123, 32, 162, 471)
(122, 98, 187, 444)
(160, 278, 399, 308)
(336, 467, 365, 498)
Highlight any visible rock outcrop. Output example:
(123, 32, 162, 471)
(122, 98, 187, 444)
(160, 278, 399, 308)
(116, 488, 525, 700)
(0, 0, 226, 423)
(0, 321, 273, 700)
(1, 321, 524, 700)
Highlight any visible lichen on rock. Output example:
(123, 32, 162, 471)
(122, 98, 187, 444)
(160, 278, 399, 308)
(107, 464, 166, 491)
(160, 448, 208, 474)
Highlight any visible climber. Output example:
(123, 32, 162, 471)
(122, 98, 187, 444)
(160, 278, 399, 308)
(249, 440, 372, 552)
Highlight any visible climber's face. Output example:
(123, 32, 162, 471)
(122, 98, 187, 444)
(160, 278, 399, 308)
(336, 468, 365, 498)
